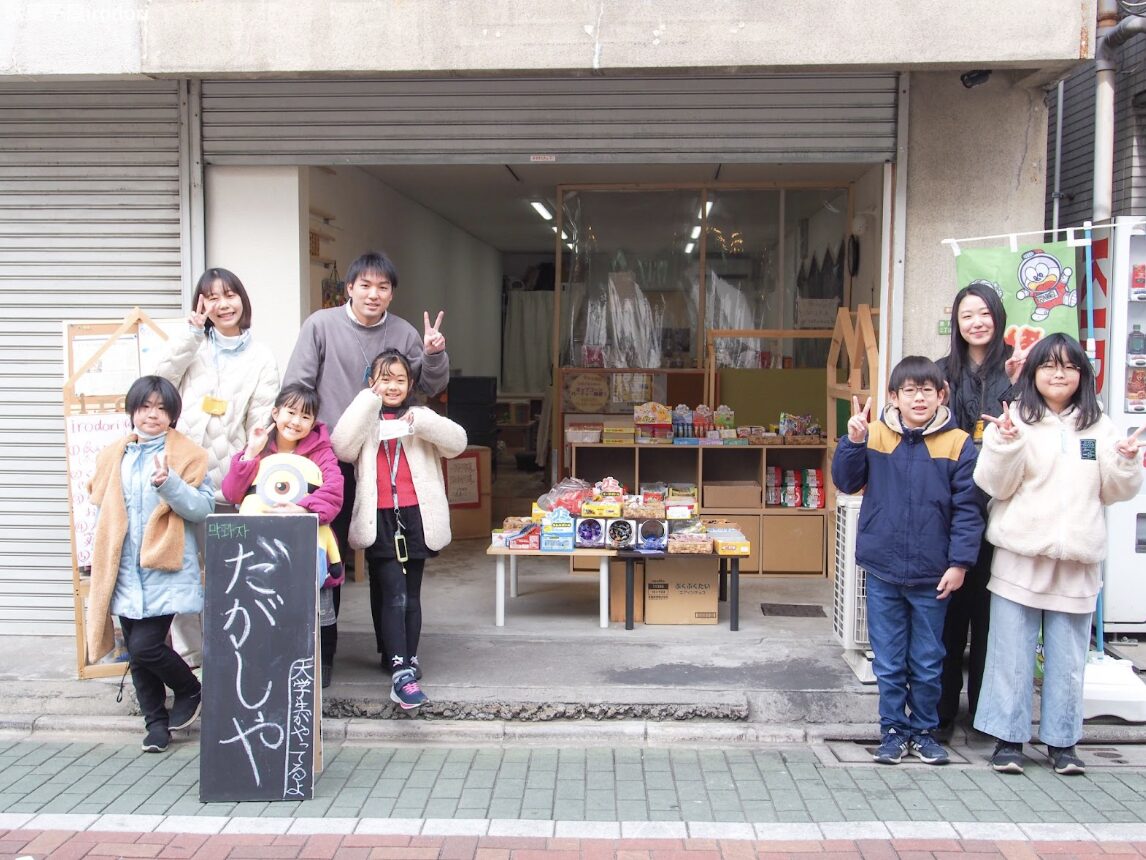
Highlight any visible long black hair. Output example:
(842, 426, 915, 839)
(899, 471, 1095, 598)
(943, 282, 1011, 381)
(1011, 333, 1101, 430)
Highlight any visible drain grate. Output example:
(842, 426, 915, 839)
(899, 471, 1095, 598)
(760, 603, 826, 617)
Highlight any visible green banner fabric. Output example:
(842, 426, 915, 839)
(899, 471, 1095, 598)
(954, 242, 1081, 350)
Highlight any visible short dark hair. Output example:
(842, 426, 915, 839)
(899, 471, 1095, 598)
(888, 355, 945, 393)
(346, 251, 399, 292)
(274, 382, 320, 418)
(194, 268, 253, 332)
(125, 375, 182, 428)
(1012, 332, 1100, 430)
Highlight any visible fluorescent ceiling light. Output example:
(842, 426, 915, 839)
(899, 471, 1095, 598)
(690, 225, 701, 240)
(566, 242, 574, 250)
(684, 242, 695, 254)
(531, 201, 553, 220)
(698, 201, 714, 218)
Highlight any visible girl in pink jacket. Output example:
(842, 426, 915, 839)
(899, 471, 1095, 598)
(222, 383, 344, 687)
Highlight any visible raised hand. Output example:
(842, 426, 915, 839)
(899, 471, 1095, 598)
(151, 454, 169, 487)
(423, 310, 446, 355)
(1115, 425, 1146, 460)
(847, 395, 872, 444)
(1005, 343, 1028, 384)
(189, 294, 209, 330)
(981, 401, 1018, 442)
(244, 424, 270, 459)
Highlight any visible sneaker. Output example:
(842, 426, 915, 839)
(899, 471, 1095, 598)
(141, 724, 170, 754)
(990, 740, 1024, 774)
(909, 733, 950, 765)
(1047, 745, 1086, 775)
(390, 669, 428, 710)
(873, 728, 909, 764)
(169, 688, 202, 731)
(409, 655, 422, 681)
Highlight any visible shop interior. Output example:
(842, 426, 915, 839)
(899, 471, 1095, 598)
(295, 158, 886, 630)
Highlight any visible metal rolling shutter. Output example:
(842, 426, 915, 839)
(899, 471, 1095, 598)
(201, 74, 899, 164)
(0, 80, 184, 636)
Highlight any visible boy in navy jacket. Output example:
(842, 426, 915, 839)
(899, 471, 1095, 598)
(832, 356, 983, 765)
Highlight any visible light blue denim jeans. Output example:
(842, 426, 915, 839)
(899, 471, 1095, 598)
(973, 592, 1092, 748)
(864, 572, 950, 736)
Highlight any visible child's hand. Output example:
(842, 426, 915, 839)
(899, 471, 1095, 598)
(151, 454, 169, 487)
(1115, 425, 1146, 460)
(1005, 344, 1028, 384)
(847, 396, 871, 443)
(982, 401, 1018, 442)
(936, 566, 966, 599)
(244, 424, 269, 459)
(188, 294, 208, 330)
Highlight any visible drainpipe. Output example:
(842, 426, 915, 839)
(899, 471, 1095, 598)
(1094, 0, 1146, 223)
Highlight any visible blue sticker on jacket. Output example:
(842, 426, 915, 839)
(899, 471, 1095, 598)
(1080, 438, 1096, 460)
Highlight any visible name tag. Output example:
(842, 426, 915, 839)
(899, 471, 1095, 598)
(201, 395, 228, 416)
(1080, 439, 1096, 461)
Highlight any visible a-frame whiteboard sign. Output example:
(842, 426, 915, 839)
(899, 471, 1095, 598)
(62, 308, 179, 679)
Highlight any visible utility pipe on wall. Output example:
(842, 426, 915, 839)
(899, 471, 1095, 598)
(1093, 0, 1146, 223)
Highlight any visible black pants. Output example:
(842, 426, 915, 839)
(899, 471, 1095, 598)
(366, 555, 425, 673)
(320, 460, 358, 668)
(119, 614, 200, 730)
(938, 540, 993, 725)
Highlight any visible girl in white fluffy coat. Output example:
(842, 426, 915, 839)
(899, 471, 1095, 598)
(973, 334, 1143, 776)
(331, 349, 467, 711)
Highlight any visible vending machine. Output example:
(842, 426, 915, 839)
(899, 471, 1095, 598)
(1100, 216, 1146, 633)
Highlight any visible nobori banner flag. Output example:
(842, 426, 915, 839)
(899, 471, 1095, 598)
(954, 241, 1081, 349)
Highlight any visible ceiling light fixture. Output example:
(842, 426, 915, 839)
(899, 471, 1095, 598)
(531, 201, 553, 220)
(690, 225, 702, 240)
(697, 201, 714, 219)
(684, 242, 695, 254)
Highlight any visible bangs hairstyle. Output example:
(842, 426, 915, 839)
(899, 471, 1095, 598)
(346, 251, 399, 291)
(194, 267, 253, 332)
(274, 382, 320, 417)
(369, 349, 414, 411)
(1012, 332, 1100, 430)
(944, 282, 1011, 379)
(889, 355, 945, 393)
(125, 375, 182, 427)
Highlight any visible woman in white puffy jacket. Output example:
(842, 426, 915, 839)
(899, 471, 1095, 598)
(154, 268, 280, 665)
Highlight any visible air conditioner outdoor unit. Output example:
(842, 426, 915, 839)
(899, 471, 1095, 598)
(832, 493, 875, 684)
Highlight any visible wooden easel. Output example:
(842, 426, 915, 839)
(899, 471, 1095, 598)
(63, 308, 170, 679)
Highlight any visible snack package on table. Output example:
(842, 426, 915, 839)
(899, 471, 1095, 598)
(714, 404, 736, 429)
(536, 477, 594, 516)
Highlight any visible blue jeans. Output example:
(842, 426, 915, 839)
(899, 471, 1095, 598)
(973, 593, 1091, 748)
(865, 572, 950, 735)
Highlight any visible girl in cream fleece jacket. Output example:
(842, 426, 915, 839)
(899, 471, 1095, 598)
(972, 334, 1143, 776)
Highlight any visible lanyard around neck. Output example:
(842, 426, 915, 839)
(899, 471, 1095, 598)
(381, 437, 405, 532)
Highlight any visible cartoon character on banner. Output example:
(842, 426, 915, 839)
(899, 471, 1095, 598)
(1015, 248, 1077, 322)
(238, 453, 343, 588)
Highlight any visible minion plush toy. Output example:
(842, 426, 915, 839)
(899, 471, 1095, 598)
(237, 453, 344, 588)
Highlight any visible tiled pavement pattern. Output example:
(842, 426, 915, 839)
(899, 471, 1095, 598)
(4, 739, 1146, 856)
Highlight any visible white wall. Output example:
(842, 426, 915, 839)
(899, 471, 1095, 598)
(307, 167, 503, 379)
(204, 166, 308, 373)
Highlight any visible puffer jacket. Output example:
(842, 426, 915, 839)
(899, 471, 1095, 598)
(110, 433, 216, 620)
(155, 325, 279, 497)
(832, 404, 984, 587)
(331, 391, 468, 551)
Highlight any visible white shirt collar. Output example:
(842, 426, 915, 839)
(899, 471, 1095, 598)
(345, 300, 387, 328)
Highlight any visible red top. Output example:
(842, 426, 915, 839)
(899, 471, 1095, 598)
(376, 415, 418, 508)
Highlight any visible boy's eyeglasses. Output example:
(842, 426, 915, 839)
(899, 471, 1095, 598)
(1036, 362, 1081, 373)
(897, 386, 938, 398)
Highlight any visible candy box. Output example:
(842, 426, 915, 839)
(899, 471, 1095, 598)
(581, 500, 622, 518)
(574, 517, 606, 548)
(506, 524, 541, 550)
(636, 519, 669, 550)
(606, 518, 637, 549)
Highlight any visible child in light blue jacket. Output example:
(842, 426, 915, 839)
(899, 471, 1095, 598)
(87, 376, 215, 754)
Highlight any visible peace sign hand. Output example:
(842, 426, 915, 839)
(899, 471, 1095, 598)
(982, 401, 1019, 442)
(1005, 343, 1028, 384)
(188, 294, 209, 331)
(1115, 425, 1146, 460)
(423, 310, 446, 355)
(847, 396, 872, 444)
(244, 424, 270, 459)
(151, 454, 169, 487)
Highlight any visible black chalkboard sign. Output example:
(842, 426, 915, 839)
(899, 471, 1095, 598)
(200, 514, 319, 802)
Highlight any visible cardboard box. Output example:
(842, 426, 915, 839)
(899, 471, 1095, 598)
(448, 445, 492, 539)
(702, 481, 762, 508)
(608, 560, 645, 623)
(643, 558, 719, 625)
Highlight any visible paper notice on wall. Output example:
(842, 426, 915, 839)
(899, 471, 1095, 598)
(66, 413, 131, 569)
(444, 451, 481, 507)
(795, 297, 840, 330)
(70, 335, 141, 397)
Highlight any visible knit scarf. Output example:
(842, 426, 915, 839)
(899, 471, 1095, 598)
(84, 428, 207, 661)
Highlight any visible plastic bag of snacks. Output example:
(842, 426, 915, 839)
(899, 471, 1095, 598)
(536, 477, 594, 516)
(714, 404, 736, 429)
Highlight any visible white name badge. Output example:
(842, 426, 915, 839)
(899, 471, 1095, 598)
(378, 419, 414, 441)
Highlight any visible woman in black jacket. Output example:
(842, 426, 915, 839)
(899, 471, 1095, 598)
(934, 282, 1024, 740)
